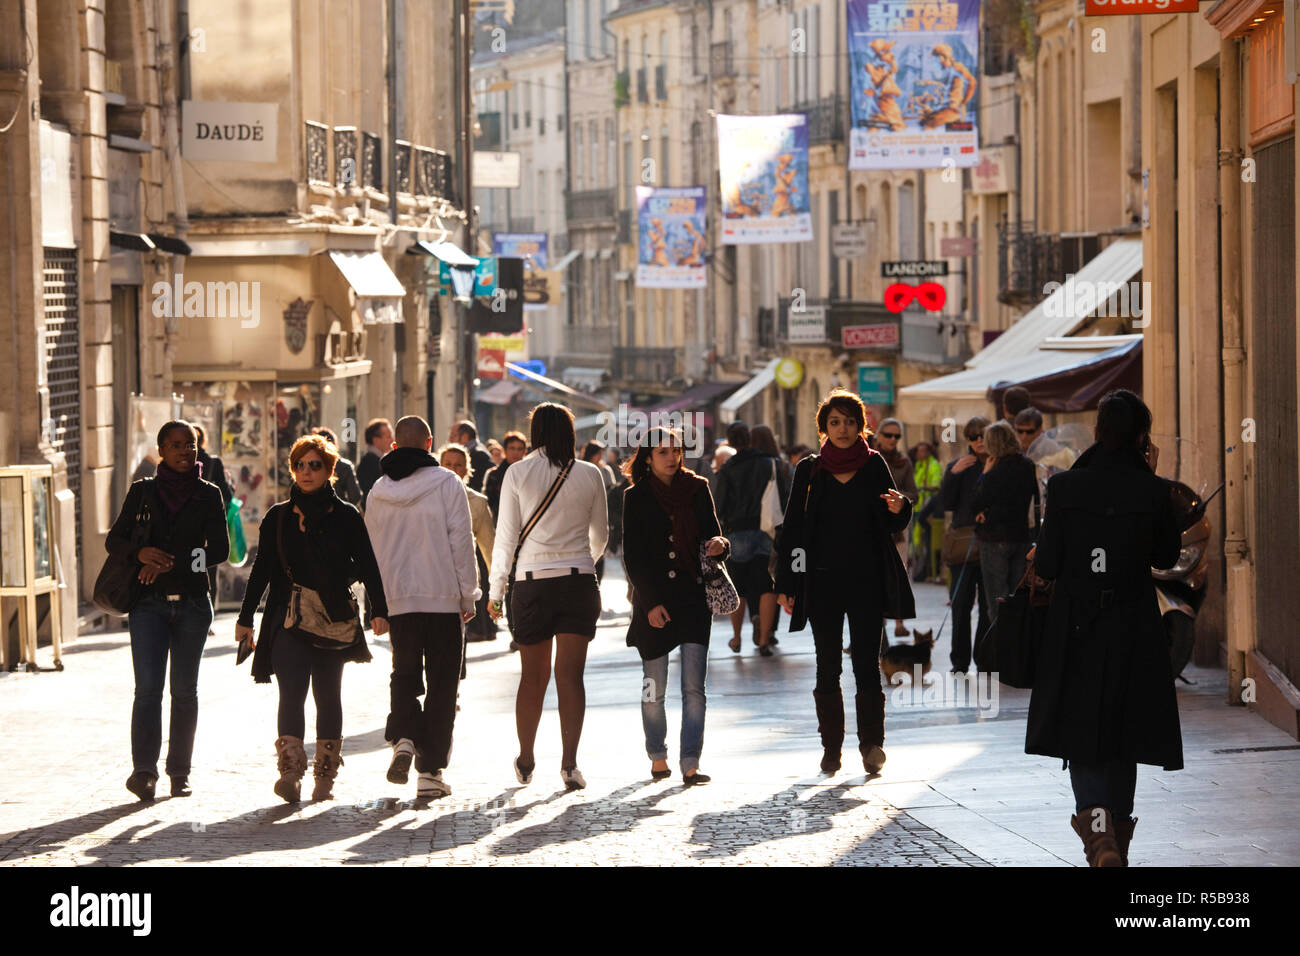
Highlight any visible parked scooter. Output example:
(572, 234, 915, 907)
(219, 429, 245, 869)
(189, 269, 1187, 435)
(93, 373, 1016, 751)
(1153, 481, 1221, 681)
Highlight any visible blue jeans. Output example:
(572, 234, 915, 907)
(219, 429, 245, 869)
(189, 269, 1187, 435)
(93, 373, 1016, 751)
(641, 643, 708, 773)
(980, 540, 1028, 605)
(128, 592, 213, 777)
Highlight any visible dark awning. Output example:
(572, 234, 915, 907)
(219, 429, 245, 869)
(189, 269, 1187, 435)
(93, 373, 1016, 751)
(110, 231, 191, 255)
(987, 337, 1142, 413)
(148, 233, 191, 255)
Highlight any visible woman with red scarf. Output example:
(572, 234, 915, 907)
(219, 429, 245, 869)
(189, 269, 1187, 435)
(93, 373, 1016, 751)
(775, 390, 914, 776)
(105, 420, 229, 801)
(621, 427, 729, 785)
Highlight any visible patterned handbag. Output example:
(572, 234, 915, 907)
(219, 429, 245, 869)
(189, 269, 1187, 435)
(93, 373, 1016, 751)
(700, 542, 740, 615)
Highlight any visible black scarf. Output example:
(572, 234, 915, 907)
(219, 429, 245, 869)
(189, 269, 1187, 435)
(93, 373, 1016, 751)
(648, 469, 706, 575)
(155, 461, 203, 516)
(381, 446, 442, 480)
(290, 482, 339, 530)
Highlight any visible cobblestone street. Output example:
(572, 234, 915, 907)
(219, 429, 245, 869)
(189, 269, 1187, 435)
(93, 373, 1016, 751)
(2, 571, 1297, 867)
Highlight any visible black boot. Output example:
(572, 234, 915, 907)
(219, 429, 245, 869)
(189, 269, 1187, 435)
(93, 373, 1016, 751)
(855, 690, 886, 773)
(812, 689, 844, 773)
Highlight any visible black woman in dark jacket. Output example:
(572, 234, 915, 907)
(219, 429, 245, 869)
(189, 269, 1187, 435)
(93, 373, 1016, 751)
(235, 434, 389, 803)
(622, 426, 730, 785)
(938, 416, 991, 672)
(1026, 389, 1181, 867)
(970, 420, 1039, 604)
(105, 420, 229, 802)
(774, 390, 914, 776)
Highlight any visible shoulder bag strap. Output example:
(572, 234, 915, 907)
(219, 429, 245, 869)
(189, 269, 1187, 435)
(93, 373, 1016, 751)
(508, 459, 574, 585)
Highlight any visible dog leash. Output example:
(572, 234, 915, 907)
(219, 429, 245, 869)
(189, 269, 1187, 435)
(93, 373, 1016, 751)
(932, 530, 978, 642)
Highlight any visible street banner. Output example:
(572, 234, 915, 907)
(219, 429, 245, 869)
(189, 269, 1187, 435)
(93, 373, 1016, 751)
(847, 0, 980, 170)
(635, 186, 708, 288)
(716, 114, 813, 245)
(492, 232, 548, 268)
(1084, 0, 1200, 14)
(477, 348, 506, 380)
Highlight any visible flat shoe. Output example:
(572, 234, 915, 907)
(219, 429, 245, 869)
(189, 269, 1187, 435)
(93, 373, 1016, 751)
(126, 772, 156, 802)
(683, 772, 711, 787)
(560, 767, 586, 791)
(727, 637, 741, 653)
(514, 756, 534, 785)
(169, 775, 192, 798)
(651, 766, 672, 780)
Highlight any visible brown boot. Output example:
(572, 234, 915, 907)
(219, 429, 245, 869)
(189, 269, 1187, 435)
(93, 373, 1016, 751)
(1115, 816, 1138, 867)
(855, 691, 886, 774)
(274, 736, 307, 803)
(1071, 806, 1123, 867)
(311, 739, 343, 801)
(812, 690, 844, 773)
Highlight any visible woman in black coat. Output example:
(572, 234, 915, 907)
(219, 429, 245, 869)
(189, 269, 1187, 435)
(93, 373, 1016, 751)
(235, 434, 389, 803)
(1026, 389, 1181, 867)
(970, 419, 1039, 602)
(622, 426, 729, 785)
(774, 390, 914, 776)
(106, 420, 229, 802)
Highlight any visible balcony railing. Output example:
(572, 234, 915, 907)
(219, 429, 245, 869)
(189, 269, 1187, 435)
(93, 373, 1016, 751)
(306, 121, 329, 183)
(636, 67, 649, 103)
(997, 219, 1101, 306)
(901, 313, 974, 367)
(791, 96, 846, 146)
(613, 346, 682, 384)
(416, 146, 455, 202)
(361, 131, 383, 190)
(778, 298, 899, 349)
(654, 63, 667, 100)
(567, 188, 617, 224)
(395, 139, 412, 193)
(711, 41, 733, 77)
(334, 126, 357, 187)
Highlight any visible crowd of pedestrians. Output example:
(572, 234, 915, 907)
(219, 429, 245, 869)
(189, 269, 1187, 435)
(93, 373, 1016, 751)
(104, 383, 1180, 867)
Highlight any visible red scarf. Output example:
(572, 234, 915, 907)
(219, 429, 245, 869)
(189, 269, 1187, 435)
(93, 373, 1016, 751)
(647, 468, 706, 575)
(815, 437, 873, 475)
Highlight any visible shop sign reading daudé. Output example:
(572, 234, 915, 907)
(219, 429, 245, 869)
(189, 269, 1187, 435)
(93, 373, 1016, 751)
(182, 101, 278, 163)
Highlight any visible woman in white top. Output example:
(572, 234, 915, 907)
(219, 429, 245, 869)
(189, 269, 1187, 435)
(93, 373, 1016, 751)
(489, 403, 609, 791)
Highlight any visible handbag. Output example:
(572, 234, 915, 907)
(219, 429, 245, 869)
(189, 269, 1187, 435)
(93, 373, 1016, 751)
(941, 524, 980, 565)
(277, 506, 362, 651)
(976, 561, 1053, 688)
(93, 484, 157, 615)
(759, 459, 782, 539)
(505, 459, 574, 637)
(700, 542, 740, 614)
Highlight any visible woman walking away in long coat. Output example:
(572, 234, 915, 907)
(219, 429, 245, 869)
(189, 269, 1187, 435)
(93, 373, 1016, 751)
(775, 389, 914, 776)
(1026, 389, 1181, 867)
(622, 426, 729, 785)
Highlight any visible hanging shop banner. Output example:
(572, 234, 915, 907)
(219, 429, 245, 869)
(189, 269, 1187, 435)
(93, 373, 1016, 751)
(716, 114, 813, 245)
(477, 348, 507, 380)
(492, 232, 548, 269)
(857, 363, 895, 404)
(1084, 0, 1200, 14)
(847, 0, 980, 170)
(523, 269, 564, 310)
(635, 186, 708, 288)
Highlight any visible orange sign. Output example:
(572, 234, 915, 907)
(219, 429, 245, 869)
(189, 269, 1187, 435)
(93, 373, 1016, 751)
(477, 348, 506, 380)
(1083, 0, 1200, 14)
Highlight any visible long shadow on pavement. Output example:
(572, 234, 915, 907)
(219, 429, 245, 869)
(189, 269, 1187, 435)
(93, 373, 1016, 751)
(0, 802, 163, 863)
(487, 781, 681, 858)
(685, 783, 872, 860)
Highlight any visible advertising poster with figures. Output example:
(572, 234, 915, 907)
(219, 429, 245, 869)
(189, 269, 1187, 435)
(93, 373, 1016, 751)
(492, 233, 549, 311)
(847, 0, 980, 170)
(635, 186, 708, 289)
(715, 114, 813, 245)
(218, 381, 275, 609)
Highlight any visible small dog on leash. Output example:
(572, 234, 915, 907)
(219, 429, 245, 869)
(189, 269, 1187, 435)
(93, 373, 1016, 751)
(880, 629, 935, 685)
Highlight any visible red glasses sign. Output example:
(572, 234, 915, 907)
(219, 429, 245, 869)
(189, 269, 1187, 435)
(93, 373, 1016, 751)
(1083, 0, 1201, 14)
(884, 282, 946, 313)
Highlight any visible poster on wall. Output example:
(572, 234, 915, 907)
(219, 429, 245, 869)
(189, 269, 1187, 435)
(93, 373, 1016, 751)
(715, 114, 812, 245)
(635, 186, 708, 288)
(492, 233, 548, 268)
(847, 0, 980, 170)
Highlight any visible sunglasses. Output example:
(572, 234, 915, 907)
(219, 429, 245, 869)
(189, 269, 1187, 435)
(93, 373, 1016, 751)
(292, 459, 326, 473)
(879, 432, 901, 440)
(966, 435, 984, 442)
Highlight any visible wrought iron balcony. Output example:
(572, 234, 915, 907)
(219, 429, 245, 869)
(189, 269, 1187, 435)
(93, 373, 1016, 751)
(791, 96, 846, 146)
(334, 126, 357, 187)
(306, 121, 329, 184)
(415, 146, 454, 202)
(613, 346, 682, 385)
(997, 219, 1101, 306)
(711, 41, 733, 77)
(395, 140, 412, 194)
(567, 188, 617, 224)
(361, 131, 383, 190)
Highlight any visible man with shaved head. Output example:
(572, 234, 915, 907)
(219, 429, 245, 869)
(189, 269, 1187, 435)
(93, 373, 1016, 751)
(364, 415, 480, 799)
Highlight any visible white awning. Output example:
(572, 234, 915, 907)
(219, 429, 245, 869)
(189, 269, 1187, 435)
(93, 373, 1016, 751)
(895, 335, 1142, 426)
(968, 238, 1142, 368)
(719, 358, 780, 415)
(561, 366, 607, 389)
(328, 250, 405, 324)
(413, 240, 479, 267)
(554, 249, 582, 270)
(476, 379, 522, 405)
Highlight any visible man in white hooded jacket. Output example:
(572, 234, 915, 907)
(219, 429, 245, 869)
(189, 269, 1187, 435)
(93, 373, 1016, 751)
(365, 416, 480, 798)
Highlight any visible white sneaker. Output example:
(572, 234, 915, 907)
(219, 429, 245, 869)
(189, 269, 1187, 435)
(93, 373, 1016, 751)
(417, 771, 451, 798)
(560, 767, 586, 791)
(387, 738, 415, 784)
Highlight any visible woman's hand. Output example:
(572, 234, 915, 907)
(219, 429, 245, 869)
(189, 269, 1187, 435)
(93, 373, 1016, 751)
(983, 457, 996, 473)
(777, 594, 795, 614)
(370, 616, 389, 636)
(952, 454, 978, 474)
(880, 489, 906, 514)
(705, 536, 728, 557)
(138, 546, 174, 570)
(1145, 439, 1160, 473)
(235, 623, 255, 649)
(488, 600, 504, 622)
(461, 609, 475, 624)
(975, 512, 987, 524)
(648, 605, 671, 628)
(137, 565, 161, 585)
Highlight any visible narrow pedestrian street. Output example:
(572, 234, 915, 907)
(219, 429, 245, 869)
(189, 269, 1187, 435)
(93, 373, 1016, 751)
(2, 566, 1296, 867)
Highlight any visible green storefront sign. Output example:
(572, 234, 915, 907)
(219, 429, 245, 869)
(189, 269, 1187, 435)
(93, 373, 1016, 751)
(857, 364, 893, 405)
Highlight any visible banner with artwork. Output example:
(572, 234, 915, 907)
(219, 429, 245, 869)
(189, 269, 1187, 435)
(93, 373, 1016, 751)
(635, 186, 708, 288)
(715, 114, 812, 245)
(492, 232, 548, 268)
(847, 0, 980, 170)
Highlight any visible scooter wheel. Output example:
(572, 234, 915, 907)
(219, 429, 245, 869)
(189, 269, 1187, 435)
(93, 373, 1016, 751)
(1166, 611, 1195, 680)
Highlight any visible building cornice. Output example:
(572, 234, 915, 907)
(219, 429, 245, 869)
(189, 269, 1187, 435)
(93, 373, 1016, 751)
(1204, 0, 1271, 36)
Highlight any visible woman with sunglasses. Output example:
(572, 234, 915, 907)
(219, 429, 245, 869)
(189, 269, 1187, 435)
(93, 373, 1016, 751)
(106, 420, 229, 801)
(621, 427, 729, 785)
(971, 420, 1039, 604)
(235, 434, 389, 803)
(775, 390, 914, 776)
